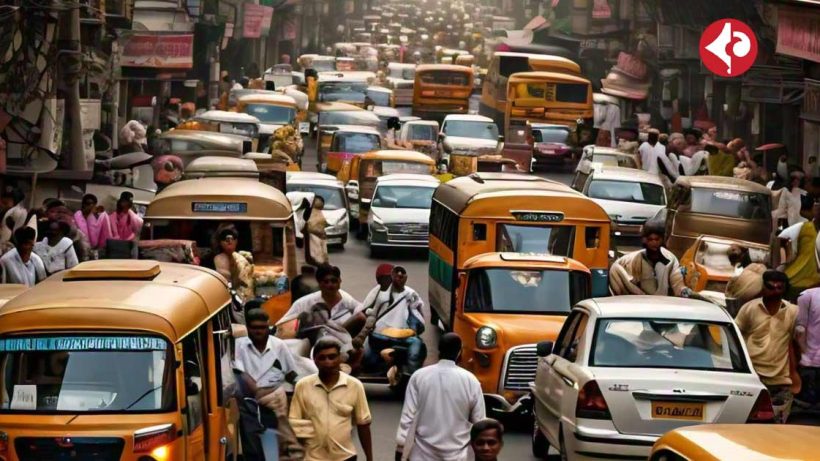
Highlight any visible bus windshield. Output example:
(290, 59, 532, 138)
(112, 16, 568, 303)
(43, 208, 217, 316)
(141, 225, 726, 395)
(515, 82, 589, 104)
(318, 82, 368, 103)
(0, 335, 174, 413)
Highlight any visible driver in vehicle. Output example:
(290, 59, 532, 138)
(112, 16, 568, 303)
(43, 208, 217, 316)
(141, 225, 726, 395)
(609, 221, 692, 298)
(355, 266, 426, 384)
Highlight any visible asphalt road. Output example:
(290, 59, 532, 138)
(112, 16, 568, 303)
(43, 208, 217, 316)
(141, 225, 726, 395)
(298, 119, 570, 459)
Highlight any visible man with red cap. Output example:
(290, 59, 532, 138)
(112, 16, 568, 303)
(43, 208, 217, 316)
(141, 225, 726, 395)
(353, 264, 394, 350)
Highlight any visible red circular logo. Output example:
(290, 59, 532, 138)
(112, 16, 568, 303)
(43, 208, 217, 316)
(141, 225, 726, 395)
(699, 19, 758, 78)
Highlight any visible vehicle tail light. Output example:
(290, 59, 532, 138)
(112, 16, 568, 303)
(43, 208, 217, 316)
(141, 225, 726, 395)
(134, 424, 176, 455)
(576, 381, 611, 419)
(747, 390, 775, 423)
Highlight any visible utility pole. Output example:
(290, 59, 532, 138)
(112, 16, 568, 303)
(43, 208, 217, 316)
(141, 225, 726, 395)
(59, 0, 86, 172)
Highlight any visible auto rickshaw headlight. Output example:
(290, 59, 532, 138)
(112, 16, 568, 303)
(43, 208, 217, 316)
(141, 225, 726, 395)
(476, 326, 497, 349)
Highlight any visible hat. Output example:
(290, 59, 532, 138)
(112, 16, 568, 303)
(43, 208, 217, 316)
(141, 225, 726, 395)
(376, 263, 394, 277)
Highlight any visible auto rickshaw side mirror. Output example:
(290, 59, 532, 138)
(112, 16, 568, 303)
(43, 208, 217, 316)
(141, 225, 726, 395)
(536, 341, 554, 358)
(457, 271, 467, 288)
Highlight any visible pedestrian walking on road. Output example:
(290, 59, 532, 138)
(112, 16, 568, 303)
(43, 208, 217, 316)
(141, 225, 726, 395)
(777, 202, 820, 300)
(289, 337, 373, 461)
(395, 332, 485, 461)
(470, 419, 504, 461)
(303, 196, 329, 266)
(736, 270, 799, 423)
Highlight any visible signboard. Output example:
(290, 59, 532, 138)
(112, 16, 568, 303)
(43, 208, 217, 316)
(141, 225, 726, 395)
(192, 202, 248, 213)
(512, 211, 565, 222)
(803, 79, 820, 123)
(120, 33, 194, 69)
(243, 4, 274, 38)
(282, 17, 297, 41)
(777, 6, 820, 63)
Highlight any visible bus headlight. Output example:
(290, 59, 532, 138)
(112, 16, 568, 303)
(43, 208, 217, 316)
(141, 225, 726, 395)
(476, 326, 497, 349)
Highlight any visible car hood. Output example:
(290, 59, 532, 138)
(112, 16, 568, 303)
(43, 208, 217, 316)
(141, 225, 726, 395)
(590, 198, 665, 222)
(464, 313, 567, 346)
(258, 123, 286, 135)
(371, 206, 430, 223)
(444, 136, 498, 151)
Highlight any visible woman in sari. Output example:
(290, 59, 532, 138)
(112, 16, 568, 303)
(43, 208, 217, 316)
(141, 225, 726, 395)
(213, 225, 255, 304)
(303, 196, 329, 266)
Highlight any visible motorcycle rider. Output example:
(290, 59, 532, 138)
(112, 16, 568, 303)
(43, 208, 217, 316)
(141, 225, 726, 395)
(609, 221, 693, 297)
(356, 266, 426, 385)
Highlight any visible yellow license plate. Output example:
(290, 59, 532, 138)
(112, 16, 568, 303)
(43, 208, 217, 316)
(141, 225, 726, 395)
(650, 401, 704, 421)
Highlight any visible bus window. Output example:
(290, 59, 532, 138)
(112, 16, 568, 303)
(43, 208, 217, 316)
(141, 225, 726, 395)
(497, 224, 574, 255)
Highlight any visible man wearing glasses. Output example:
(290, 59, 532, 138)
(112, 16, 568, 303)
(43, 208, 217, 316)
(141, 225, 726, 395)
(735, 270, 799, 423)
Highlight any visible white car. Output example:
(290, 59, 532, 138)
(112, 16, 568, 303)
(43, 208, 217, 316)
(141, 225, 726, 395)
(581, 166, 667, 252)
(367, 174, 439, 257)
(439, 114, 500, 164)
(531, 296, 771, 460)
(286, 172, 349, 247)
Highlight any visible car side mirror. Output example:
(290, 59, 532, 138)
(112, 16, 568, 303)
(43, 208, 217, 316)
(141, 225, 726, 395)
(536, 341, 553, 358)
(497, 135, 505, 143)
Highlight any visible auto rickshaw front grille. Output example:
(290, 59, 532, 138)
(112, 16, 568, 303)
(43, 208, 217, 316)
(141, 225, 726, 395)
(15, 437, 125, 461)
(502, 344, 538, 391)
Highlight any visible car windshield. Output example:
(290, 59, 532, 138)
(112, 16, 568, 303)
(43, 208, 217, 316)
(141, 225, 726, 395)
(691, 188, 771, 219)
(372, 185, 435, 209)
(407, 124, 437, 141)
(497, 224, 575, 256)
(286, 185, 346, 211)
(444, 121, 498, 139)
(594, 153, 638, 169)
(592, 319, 748, 372)
(695, 241, 770, 277)
(465, 269, 589, 314)
(0, 335, 174, 413)
(243, 104, 296, 124)
(533, 127, 570, 143)
(359, 160, 431, 178)
(332, 133, 380, 153)
(587, 179, 666, 205)
(312, 60, 336, 72)
(318, 82, 368, 103)
(418, 70, 470, 86)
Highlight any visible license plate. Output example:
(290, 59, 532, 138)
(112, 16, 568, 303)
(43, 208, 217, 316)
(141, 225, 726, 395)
(328, 238, 342, 245)
(651, 401, 704, 421)
(299, 122, 310, 134)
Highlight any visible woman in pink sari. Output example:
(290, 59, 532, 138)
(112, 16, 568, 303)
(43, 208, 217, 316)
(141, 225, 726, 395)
(73, 194, 112, 258)
(109, 192, 143, 241)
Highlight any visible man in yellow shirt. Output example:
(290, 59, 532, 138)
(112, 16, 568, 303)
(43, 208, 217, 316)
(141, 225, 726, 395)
(735, 270, 798, 423)
(289, 337, 373, 461)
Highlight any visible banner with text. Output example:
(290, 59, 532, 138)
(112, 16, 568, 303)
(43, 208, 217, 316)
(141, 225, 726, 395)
(120, 33, 194, 69)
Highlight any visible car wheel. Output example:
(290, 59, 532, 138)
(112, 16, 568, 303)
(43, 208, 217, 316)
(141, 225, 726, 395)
(531, 419, 549, 459)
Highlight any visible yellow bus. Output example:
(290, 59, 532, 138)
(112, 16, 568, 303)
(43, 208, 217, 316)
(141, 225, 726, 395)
(505, 71, 593, 138)
(412, 64, 474, 121)
(428, 173, 611, 328)
(479, 52, 581, 129)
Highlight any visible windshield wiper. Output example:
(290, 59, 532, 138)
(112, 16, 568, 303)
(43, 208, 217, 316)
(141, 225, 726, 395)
(122, 385, 164, 411)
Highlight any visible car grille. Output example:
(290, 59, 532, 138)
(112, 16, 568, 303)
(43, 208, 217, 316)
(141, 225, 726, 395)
(386, 223, 429, 242)
(15, 437, 125, 461)
(502, 344, 538, 391)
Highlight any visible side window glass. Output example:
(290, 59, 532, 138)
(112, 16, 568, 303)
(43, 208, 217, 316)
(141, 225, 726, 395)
(554, 312, 580, 357)
(563, 314, 589, 362)
(585, 227, 600, 249)
(212, 307, 236, 406)
(182, 330, 206, 432)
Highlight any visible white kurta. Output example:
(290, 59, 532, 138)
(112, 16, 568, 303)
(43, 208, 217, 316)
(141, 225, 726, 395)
(397, 360, 485, 461)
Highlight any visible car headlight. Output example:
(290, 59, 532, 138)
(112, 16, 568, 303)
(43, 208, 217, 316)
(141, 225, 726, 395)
(371, 214, 386, 231)
(476, 326, 497, 349)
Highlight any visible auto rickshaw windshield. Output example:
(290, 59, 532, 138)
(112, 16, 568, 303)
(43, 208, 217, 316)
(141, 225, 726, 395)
(464, 268, 588, 314)
(690, 188, 771, 219)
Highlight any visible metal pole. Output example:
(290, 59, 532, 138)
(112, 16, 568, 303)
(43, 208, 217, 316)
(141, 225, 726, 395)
(64, 0, 86, 171)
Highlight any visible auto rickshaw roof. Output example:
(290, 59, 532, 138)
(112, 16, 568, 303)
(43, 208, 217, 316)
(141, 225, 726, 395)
(330, 125, 382, 135)
(434, 173, 607, 218)
(415, 64, 474, 73)
(674, 175, 771, 195)
(655, 424, 820, 458)
(463, 252, 590, 272)
(238, 93, 298, 107)
(360, 150, 436, 164)
(195, 110, 260, 125)
(184, 156, 260, 178)
(145, 177, 292, 221)
(316, 102, 367, 112)
(0, 284, 27, 308)
(508, 71, 591, 85)
(287, 171, 341, 185)
(590, 166, 665, 185)
(0, 261, 230, 343)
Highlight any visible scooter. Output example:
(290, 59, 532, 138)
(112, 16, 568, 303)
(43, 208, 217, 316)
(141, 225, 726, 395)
(356, 328, 427, 395)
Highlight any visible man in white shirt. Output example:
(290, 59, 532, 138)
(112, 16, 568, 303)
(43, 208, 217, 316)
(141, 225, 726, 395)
(236, 308, 305, 461)
(639, 129, 677, 183)
(358, 266, 427, 378)
(277, 264, 365, 361)
(396, 333, 485, 461)
(1, 227, 46, 287)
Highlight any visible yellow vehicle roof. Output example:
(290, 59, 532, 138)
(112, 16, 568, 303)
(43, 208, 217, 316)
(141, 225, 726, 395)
(359, 150, 436, 164)
(653, 424, 820, 460)
(434, 173, 608, 220)
(0, 261, 229, 343)
(145, 177, 292, 221)
(675, 175, 771, 194)
(463, 253, 591, 272)
(416, 64, 474, 74)
(0, 284, 27, 308)
(238, 93, 298, 107)
(508, 71, 591, 85)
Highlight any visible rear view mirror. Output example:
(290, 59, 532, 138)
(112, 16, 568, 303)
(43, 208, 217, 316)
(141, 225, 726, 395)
(536, 341, 553, 358)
